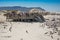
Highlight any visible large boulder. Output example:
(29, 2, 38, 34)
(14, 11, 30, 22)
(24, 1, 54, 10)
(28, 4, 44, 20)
(29, 9, 42, 14)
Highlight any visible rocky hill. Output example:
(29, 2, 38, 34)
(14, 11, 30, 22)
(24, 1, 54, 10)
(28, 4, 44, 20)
(0, 6, 45, 12)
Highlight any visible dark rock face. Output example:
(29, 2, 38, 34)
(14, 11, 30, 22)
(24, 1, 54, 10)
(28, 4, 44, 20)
(12, 15, 45, 22)
(34, 15, 45, 22)
(5, 12, 45, 22)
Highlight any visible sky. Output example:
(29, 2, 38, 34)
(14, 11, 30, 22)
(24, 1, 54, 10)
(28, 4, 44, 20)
(0, 0, 60, 12)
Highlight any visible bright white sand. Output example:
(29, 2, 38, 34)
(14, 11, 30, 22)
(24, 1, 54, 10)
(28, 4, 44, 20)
(0, 13, 60, 40)
(0, 22, 60, 40)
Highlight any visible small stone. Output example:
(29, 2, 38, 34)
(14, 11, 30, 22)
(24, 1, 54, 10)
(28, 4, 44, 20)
(57, 38, 59, 40)
(26, 30, 28, 33)
(9, 27, 12, 32)
(44, 32, 48, 34)
(51, 36, 53, 39)
(50, 31, 53, 35)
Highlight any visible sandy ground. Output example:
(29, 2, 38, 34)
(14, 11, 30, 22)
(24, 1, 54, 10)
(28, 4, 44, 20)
(0, 22, 60, 40)
(0, 12, 60, 40)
